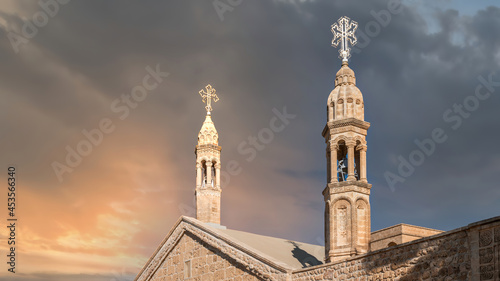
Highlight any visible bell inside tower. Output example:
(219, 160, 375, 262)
(200, 160, 217, 188)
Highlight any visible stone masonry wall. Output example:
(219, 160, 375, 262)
(150, 232, 264, 281)
(294, 226, 471, 280)
(293, 217, 500, 281)
(469, 218, 500, 281)
(370, 224, 444, 251)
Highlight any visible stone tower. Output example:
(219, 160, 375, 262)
(324, 17, 371, 263)
(195, 85, 222, 225)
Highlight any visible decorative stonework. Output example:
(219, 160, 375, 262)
(480, 229, 494, 247)
(326, 118, 370, 130)
(481, 265, 495, 280)
(477, 227, 500, 281)
(480, 248, 494, 264)
(337, 205, 348, 246)
(328, 125, 368, 136)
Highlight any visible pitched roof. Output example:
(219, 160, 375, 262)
(193, 217, 325, 269)
(134, 216, 325, 281)
(215, 226, 324, 269)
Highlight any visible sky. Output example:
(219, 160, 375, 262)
(0, 0, 499, 280)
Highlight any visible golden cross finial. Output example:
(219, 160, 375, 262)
(199, 84, 219, 115)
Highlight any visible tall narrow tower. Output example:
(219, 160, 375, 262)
(195, 84, 222, 225)
(323, 17, 371, 263)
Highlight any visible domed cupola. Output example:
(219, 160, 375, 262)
(198, 115, 218, 146)
(327, 61, 364, 121)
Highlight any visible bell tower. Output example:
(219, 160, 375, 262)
(195, 84, 222, 225)
(323, 17, 371, 263)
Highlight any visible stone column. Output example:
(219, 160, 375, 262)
(347, 140, 356, 181)
(330, 143, 338, 183)
(196, 162, 202, 188)
(215, 163, 221, 189)
(206, 160, 212, 187)
(329, 202, 336, 261)
(359, 145, 367, 182)
(326, 150, 330, 183)
(325, 199, 334, 262)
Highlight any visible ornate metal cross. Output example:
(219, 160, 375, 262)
(199, 84, 219, 114)
(331, 16, 358, 62)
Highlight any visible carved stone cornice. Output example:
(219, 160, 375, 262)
(328, 180, 372, 189)
(329, 118, 370, 130)
(322, 118, 370, 138)
(322, 181, 372, 197)
(134, 217, 290, 281)
(194, 144, 222, 154)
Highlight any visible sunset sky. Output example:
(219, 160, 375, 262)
(1, 0, 500, 280)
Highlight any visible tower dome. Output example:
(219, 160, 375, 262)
(198, 115, 218, 146)
(327, 61, 364, 121)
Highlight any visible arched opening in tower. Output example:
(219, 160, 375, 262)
(337, 141, 348, 182)
(354, 142, 361, 181)
(210, 161, 216, 187)
(336, 141, 361, 182)
(201, 160, 207, 187)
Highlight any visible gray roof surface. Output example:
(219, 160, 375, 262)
(215, 227, 325, 269)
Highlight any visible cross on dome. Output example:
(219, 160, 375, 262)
(199, 84, 219, 115)
(331, 16, 358, 62)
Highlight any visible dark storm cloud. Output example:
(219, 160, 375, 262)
(353, 5, 500, 230)
(0, 0, 499, 279)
